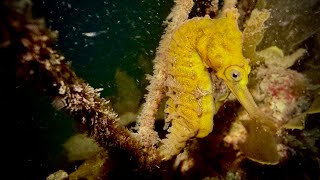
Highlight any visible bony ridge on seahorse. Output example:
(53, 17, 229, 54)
(159, 9, 280, 165)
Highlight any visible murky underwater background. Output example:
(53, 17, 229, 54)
(13, 0, 320, 179)
(16, 0, 172, 179)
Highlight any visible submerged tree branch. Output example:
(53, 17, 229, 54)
(7, 1, 160, 168)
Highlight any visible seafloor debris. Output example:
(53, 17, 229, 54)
(63, 133, 103, 162)
(46, 170, 68, 180)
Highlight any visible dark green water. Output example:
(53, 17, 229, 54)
(15, 0, 172, 179)
(41, 0, 173, 96)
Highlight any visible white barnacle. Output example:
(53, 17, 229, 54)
(193, 85, 210, 100)
(58, 81, 66, 94)
(193, 86, 211, 116)
(196, 98, 203, 116)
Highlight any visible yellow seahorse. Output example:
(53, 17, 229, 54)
(159, 9, 279, 164)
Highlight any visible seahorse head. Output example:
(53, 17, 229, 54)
(197, 9, 257, 116)
(197, 9, 279, 165)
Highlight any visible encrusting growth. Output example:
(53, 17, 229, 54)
(137, 0, 195, 148)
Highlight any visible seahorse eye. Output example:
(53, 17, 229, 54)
(224, 66, 243, 82)
(230, 69, 241, 81)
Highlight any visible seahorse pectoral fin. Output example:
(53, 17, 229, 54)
(214, 88, 230, 112)
(225, 81, 280, 164)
